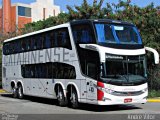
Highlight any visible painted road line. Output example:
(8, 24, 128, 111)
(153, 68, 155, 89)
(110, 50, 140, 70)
(147, 99, 160, 102)
(0, 89, 6, 93)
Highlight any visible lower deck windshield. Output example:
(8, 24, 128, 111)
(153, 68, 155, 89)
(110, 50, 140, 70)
(101, 55, 147, 84)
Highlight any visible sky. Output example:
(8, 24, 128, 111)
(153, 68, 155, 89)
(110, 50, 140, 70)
(0, 0, 160, 12)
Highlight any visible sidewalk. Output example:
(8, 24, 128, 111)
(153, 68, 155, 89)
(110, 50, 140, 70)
(0, 89, 160, 102)
(0, 89, 6, 93)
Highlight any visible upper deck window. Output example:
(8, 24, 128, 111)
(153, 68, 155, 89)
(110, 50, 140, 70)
(95, 23, 142, 45)
(72, 24, 96, 44)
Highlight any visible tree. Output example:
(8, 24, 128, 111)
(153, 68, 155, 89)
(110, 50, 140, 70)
(67, 0, 104, 19)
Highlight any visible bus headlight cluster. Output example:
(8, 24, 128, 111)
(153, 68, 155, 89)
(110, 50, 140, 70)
(96, 86, 115, 94)
(105, 88, 115, 94)
(142, 88, 148, 93)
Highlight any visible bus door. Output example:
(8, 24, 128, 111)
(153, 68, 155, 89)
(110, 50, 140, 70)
(86, 63, 97, 101)
(36, 64, 47, 97)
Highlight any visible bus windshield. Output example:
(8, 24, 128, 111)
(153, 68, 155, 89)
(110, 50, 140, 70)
(95, 23, 142, 45)
(101, 55, 147, 84)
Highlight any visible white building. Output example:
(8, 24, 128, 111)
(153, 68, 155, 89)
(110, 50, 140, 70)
(31, 0, 60, 22)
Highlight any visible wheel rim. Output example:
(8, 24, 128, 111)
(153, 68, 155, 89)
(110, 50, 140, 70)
(12, 88, 16, 95)
(58, 91, 63, 101)
(71, 92, 77, 104)
(18, 87, 22, 97)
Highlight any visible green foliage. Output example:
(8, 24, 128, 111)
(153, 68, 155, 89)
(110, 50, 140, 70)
(148, 90, 160, 98)
(0, 49, 2, 88)
(67, 0, 104, 19)
(22, 12, 69, 34)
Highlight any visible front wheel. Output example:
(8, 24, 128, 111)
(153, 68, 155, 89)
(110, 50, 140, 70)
(70, 88, 79, 109)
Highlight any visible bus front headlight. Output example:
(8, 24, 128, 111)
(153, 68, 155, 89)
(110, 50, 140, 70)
(142, 88, 148, 93)
(105, 88, 115, 94)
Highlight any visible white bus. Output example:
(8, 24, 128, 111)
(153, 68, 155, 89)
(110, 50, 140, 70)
(2, 19, 159, 108)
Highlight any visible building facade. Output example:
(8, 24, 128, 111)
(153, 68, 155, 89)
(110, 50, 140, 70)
(0, 0, 60, 34)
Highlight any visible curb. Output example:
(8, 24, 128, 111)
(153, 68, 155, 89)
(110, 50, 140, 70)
(147, 99, 160, 102)
(0, 89, 6, 93)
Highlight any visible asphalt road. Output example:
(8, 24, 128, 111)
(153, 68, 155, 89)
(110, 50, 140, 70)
(0, 93, 160, 120)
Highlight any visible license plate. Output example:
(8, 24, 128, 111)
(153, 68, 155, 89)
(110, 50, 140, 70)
(124, 98, 132, 103)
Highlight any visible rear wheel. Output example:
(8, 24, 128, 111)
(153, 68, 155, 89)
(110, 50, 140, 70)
(17, 85, 24, 99)
(12, 87, 18, 98)
(56, 86, 66, 106)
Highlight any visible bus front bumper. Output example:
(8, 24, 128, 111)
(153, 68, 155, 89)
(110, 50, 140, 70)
(97, 93, 148, 105)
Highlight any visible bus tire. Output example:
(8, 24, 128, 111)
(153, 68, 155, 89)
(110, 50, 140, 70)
(70, 87, 79, 109)
(12, 87, 18, 98)
(17, 84, 24, 99)
(56, 86, 66, 107)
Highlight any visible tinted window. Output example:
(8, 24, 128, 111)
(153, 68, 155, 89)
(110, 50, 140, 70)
(51, 28, 72, 49)
(72, 24, 95, 44)
(95, 23, 142, 44)
(21, 62, 76, 79)
(3, 27, 72, 55)
(77, 48, 100, 80)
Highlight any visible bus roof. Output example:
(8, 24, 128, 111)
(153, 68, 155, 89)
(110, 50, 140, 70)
(3, 19, 134, 43)
(4, 23, 70, 43)
(70, 19, 134, 26)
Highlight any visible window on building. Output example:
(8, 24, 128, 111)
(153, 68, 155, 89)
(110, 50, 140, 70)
(18, 6, 31, 17)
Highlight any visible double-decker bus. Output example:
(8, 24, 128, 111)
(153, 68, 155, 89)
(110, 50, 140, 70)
(2, 19, 159, 108)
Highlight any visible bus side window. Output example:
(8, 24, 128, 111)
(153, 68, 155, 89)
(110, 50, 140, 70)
(21, 65, 25, 77)
(45, 33, 51, 49)
(15, 41, 19, 53)
(62, 30, 72, 49)
(57, 31, 62, 48)
(81, 30, 92, 43)
(37, 34, 45, 49)
(26, 65, 30, 78)
(54, 28, 72, 49)
(47, 63, 52, 78)
(72, 24, 95, 44)
(30, 66, 33, 78)
(26, 38, 31, 51)
(69, 67, 76, 79)
(31, 36, 37, 50)
(50, 31, 55, 47)
(30, 37, 34, 50)
(21, 39, 26, 51)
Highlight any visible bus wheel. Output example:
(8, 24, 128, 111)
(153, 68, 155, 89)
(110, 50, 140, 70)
(70, 88, 79, 109)
(12, 87, 18, 98)
(17, 85, 24, 99)
(56, 86, 66, 106)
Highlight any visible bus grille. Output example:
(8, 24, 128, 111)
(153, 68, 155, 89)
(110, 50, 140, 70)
(112, 91, 144, 96)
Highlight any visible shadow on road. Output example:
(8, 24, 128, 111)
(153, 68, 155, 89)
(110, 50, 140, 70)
(1, 93, 142, 112)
